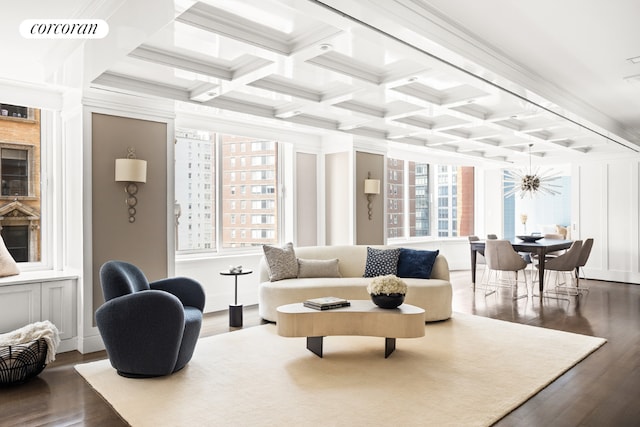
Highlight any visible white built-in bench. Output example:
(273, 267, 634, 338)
(0, 270, 78, 353)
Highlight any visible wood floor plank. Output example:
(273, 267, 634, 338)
(0, 271, 637, 426)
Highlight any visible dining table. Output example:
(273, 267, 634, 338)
(469, 238, 573, 293)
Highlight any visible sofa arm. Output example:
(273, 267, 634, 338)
(150, 277, 206, 311)
(431, 256, 450, 281)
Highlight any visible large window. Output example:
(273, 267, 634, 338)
(0, 103, 42, 263)
(175, 130, 279, 253)
(387, 157, 474, 239)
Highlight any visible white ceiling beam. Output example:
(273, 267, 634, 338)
(274, 103, 307, 119)
(248, 76, 321, 102)
(177, 3, 292, 54)
(306, 51, 382, 84)
(189, 82, 221, 102)
(129, 45, 233, 80)
(338, 118, 372, 131)
(91, 72, 191, 101)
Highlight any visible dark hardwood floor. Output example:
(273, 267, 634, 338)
(1, 270, 638, 426)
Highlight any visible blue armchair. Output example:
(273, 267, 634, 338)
(95, 260, 205, 378)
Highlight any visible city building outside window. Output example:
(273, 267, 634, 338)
(0, 103, 42, 263)
(175, 130, 279, 253)
(387, 157, 474, 239)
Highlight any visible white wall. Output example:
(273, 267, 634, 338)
(176, 253, 262, 312)
(483, 169, 504, 238)
(574, 159, 640, 283)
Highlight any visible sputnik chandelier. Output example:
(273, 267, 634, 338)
(504, 144, 562, 198)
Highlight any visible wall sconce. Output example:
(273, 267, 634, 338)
(364, 172, 380, 220)
(115, 147, 147, 223)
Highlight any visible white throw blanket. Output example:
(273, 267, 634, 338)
(0, 320, 60, 364)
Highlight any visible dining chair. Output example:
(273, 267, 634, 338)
(468, 235, 483, 254)
(484, 239, 529, 299)
(543, 233, 566, 257)
(468, 235, 487, 285)
(544, 233, 564, 240)
(486, 234, 498, 240)
(574, 238, 594, 291)
(537, 240, 584, 296)
(530, 233, 566, 272)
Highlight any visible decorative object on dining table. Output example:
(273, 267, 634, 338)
(516, 235, 544, 242)
(367, 274, 407, 309)
(504, 144, 562, 199)
(520, 213, 528, 234)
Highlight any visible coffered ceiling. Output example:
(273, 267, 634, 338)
(3, 0, 640, 166)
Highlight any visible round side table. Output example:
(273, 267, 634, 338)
(219, 269, 253, 327)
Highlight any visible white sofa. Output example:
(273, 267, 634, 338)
(258, 245, 452, 322)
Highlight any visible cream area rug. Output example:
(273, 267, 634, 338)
(75, 313, 605, 427)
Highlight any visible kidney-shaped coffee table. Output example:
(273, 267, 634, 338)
(276, 300, 425, 358)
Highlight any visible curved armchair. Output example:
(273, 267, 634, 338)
(96, 261, 205, 378)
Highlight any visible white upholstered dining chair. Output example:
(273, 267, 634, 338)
(536, 240, 584, 296)
(468, 235, 487, 286)
(574, 238, 594, 292)
(484, 239, 529, 299)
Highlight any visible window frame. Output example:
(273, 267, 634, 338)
(174, 129, 285, 257)
(386, 150, 476, 243)
(2, 108, 54, 271)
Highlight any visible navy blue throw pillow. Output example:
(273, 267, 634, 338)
(363, 247, 401, 277)
(397, 248, 439, 279)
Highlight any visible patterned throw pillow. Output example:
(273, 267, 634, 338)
(397, 248, 439, 279)
(363, 247, 401, 277)
(263, 242, 298, 281)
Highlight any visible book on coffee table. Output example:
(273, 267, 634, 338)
(303, 296, 350, 310)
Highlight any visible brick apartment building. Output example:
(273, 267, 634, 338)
(0, 103, 42, 262)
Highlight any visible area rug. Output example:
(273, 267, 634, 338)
(75, 313, 605, 427)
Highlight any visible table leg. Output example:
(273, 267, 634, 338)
(229, 304, 243, 327)
(538, 248, 546, 294)
(234, 276, 238, 305)
(385, 338, 396, 358)
(470, 248, 477, 290)
(307, 336, 323, 358)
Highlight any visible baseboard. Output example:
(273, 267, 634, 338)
(77, 334, 105, 354)
(57, 337, 78, 353)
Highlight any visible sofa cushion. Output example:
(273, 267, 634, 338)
(397, 248, 439, 279)
(363, 247, 400, 277)
(297, 258, 341, 278)
(263, 242, 298, 281)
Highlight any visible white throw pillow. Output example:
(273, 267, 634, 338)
(0, 235, 19, 277)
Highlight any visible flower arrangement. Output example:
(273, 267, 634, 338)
(367, 275, 407, 295)
(520, 213, 528, 225)
(520, 213, 528, 234)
